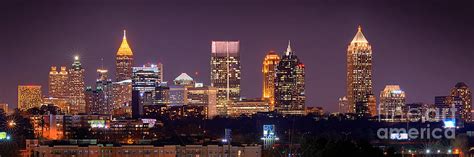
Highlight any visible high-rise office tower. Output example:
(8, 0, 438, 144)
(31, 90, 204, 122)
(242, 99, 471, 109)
(262, 51, 280, 111)
(435, 96, 463, 121)
(131, 64, 161, 118)
(48, 66, 69, 98)
(116, 30, 134, 82)
(379, 85, 406, 121)
(338, 96, 349, 114)
(450, 82, 472, 122)
(112, 80, 132, 108)
(168, 73, 194, 107)
(157, 63, 164, 83)
(85, 68, 114, 115)
(115, 30, 134, 113)
(187, 85, 218, 119)
(85, 86, 105, 115)
(274, 41, 306, 115)
(132, 64, 161, 93)
(18, 85, 42, 110)
(210, 41, 241, 115)
(367, 94, 377, 117)
(68, 56, 86, 114)
(96, 69, 114, 112)
(346, 26, 373, 117)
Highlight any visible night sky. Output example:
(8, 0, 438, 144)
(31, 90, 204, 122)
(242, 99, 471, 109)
(1, 0, 473, 112)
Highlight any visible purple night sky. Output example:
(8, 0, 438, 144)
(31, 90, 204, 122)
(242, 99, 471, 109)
(1, 0, 473, 112)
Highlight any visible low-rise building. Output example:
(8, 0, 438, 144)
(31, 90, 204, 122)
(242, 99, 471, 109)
(227, 99, 269, 117)
(25, 139, 261, 157)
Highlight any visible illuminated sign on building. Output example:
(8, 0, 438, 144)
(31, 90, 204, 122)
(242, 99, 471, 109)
(443, 119, 456, 128)
(0, 132, 10, 140)
(390, 133, 408, 140)
(141, 119, 157, 128)
(263, 125, 276, 139)
(261, 125, 279, 150)
(88, 120, 106, 128)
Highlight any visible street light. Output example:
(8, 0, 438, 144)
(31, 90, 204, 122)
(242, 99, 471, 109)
(8, 120, 16, 128)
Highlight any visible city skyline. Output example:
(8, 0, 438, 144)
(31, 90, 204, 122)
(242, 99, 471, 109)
(2, 0, 474, 112)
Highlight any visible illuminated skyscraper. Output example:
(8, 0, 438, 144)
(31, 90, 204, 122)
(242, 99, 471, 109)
(132, 64, 161, 93)
(18, 85, 42, 110)
(85, 86, 105, 115)
(450, 82, 472, 122)
(48, 66, 69, 98)
(112, 80, 132, 107)
(187, 85, 218, 118)
(68, 56, 86, 114)
(379, 85, 406, 121)
(114, 30, 134, 112)
(346, 26, 373, 117)
(116, 30, 134, 82)
(131, 64, 161, 118)
(367, 94, 377, 116)
(85, 68, 114, 115)
(210, 41, 241, 115)
(262, 51, 280, 111)
(338, 96, 349, 113)
(274, 41, 305, 115)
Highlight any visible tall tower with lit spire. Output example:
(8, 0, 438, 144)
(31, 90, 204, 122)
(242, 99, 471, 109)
(68, 56, 86, 114)
(346, 26, 373, 117)
(274, 41, 305, 115)
(116, 30, 134, 82)
(113, 30, 134, 109)
(262, 50, 280, 111)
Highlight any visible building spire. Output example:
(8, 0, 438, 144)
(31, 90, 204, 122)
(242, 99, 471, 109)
(286, 40, 292, 55)
(116, 30, 133, 56)
(123, 30, 127, 39)
(351, 25, 369, 44)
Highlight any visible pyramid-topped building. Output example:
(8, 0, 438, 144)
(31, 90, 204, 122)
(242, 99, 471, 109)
(346, 25, 374, 117)
(116, 30, 134, 81)
(116, 30, 133, 56)
(351, 25, 369, 44)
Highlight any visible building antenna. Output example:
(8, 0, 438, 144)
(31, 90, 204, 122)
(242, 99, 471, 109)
(101, 58, 104, 69)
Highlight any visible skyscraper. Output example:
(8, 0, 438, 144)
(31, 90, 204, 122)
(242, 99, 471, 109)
(68, 56, 86, 114)
(434, 96, 462, 121)
(85, 68, 114, 115)
(112, 80, 132, 109)
(210, 41, 241, 115)
(187, 85, 218, 119)
(48, 66, 69, 98)
(85, 86, 105, 115)
(131, 64, 161, 118)
(450, 82, 472, 122)
(132, 64, 161, 93)
(274, 41, 306, 115)
(338, 96, 349, 114)
(262, 51, 280, 111)
(114, 30, 134, 112)
(116, 30, 134, 82)
(18, 85, 42, 111)
(346, 26, 373, 117)
(379, 85, 406, 121)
